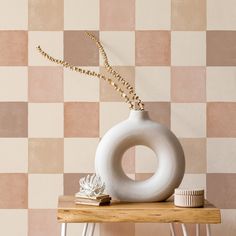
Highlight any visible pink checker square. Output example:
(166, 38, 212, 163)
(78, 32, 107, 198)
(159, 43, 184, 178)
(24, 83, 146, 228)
(28, 66, 63, 102)
(64, 102, 99, 137)
(0, 31, 27, 66)
(100, 0, 135, 30)
(171, 67, 206, 102)
(136, 31, 170, 66)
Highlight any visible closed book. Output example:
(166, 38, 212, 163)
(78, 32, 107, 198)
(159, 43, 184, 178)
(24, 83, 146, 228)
(75, 200, 111, 206)
(75, 197, 111, 204)
(75, 193, 110, 201)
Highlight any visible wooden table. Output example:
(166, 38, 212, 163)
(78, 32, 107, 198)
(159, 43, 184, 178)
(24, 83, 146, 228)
(58, 195, 221, 236)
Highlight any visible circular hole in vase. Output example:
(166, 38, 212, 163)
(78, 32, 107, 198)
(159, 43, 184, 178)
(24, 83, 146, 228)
(122, 145, 158, 181)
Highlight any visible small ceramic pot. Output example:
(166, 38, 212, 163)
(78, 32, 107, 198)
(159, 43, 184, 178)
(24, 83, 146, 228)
(174, 189, 204, 207)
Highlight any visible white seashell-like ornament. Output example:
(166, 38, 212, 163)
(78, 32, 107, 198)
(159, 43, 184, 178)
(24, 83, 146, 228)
(79, 174, 105, 197)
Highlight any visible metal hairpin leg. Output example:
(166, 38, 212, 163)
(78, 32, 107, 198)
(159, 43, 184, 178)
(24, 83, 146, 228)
(206, 224, 211, 236)
(82, 223, 96, 236)
(196, 224, 200, 236)
(88, 223, 95, 236)
(61, 223, 67, 236)
(181, 224, 189, 236)
(169, 223, 176, 236)
(82, 223, 89, 236)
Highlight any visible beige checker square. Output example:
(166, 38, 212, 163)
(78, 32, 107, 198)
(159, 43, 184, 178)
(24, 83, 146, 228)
(207, 138, 236, 173)
(207, 67, 236, 101)
(171, 103, 206, 138)
(29, 174, 63, 209)
(207, 0, 236, 30)
(99, 32, 135, 66)
(64, 138, 99, 173)
(136, 0, 171, 30)
(0, 210, 27, 236)
(100, 102, 130, 136)
(171, 32, 206, 66)
(0, 0, 27, 30)
(28, 31, 63, 66)
(28, 138, 64, 174)
(28, 0, 63, 31)
(171, 0, 206, 31)
(136, 67, 170, 101)
(0, 138, 27, 173)
(64, 67, 99, 101)
(0, 67, 27, 101)
(28, 103, 63, 138)
(135, 146, 157, 173)
(179, 138, 206, 174)
(64, 0, 99, 30)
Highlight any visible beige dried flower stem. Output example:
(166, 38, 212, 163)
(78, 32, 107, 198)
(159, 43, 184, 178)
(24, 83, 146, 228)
(85, 32, 144, 111)
(36, 46, 134, 109)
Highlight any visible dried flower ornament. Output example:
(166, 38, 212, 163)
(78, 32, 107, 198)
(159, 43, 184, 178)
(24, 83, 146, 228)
(36, 32, 144, 110)
(79, 174, 105, 197)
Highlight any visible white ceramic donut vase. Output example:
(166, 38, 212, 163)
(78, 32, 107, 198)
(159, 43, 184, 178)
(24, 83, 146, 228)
(95, 110, 185, 202)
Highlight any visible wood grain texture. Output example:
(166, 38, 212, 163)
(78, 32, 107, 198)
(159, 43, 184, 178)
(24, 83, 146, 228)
(57, 196, 221, 224)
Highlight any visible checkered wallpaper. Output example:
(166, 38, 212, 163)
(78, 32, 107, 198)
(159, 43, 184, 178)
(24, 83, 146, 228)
(0, 0, 236, 235)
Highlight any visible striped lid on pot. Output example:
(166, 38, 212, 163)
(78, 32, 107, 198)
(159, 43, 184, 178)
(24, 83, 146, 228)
(175, 189, 204, 196)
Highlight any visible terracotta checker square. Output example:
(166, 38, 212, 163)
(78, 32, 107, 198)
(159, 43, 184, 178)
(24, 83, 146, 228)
(64, 102, 99, 137)
(0, 102, 28, 137)
(64, 31, 99, 66)
(136, 31, 170, 66)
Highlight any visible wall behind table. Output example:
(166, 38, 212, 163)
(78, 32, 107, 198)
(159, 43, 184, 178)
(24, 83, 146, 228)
(0, 0, 235, 235)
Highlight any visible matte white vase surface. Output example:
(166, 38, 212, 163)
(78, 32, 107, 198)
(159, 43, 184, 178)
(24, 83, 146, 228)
(95, 110, 185, 202)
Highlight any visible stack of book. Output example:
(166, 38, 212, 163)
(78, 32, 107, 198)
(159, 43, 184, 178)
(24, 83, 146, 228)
(75, 193, 111, 206)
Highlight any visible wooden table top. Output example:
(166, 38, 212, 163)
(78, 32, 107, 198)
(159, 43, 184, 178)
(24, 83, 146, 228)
(58, 195, 221, 224)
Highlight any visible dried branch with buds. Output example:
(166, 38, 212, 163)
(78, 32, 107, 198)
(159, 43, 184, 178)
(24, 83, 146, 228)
(36, 32, 144, 110)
